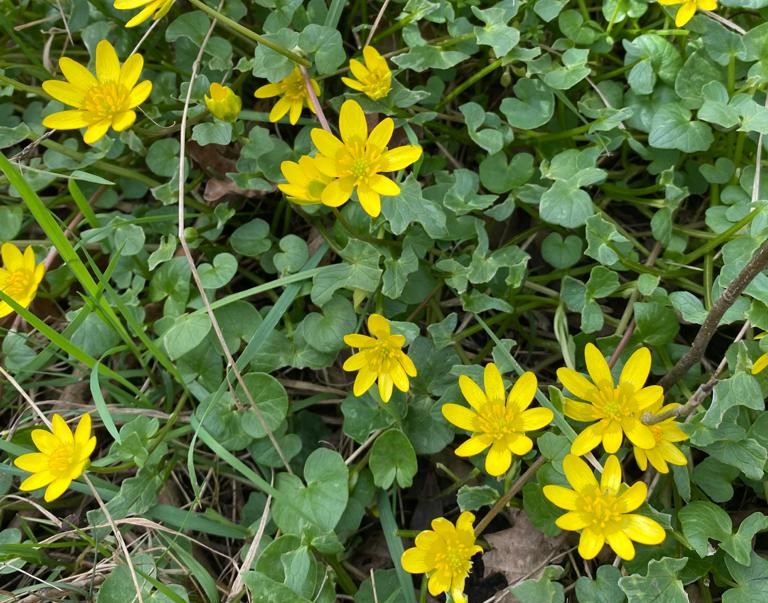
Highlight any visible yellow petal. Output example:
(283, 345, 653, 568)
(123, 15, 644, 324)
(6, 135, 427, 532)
(74, 413, 92, 445)
(578, 528, 605, 560)
(357, 185, 382, 217)
(455, 434, 493, 456)
(607, 530, 635, 560)
(398, 352, 417, 377)
(344, 333, 377, 348)
(675, 1, 697, 26)
(619, 347, 651, 390)
(14, 452, 49, 473)
(519, 407, 553, 431)
(343, 351, 369, 371)
(369, 174, 400, 196)
(698, 0, 717, 8)
(507, 371, 537, 411)
(459, 374, 487, 409)
(380, 145, 422, 171)
(51, 414, 74, 444)
(556, 511, 589, 531)
(584, 343, 613, 388)
(442, 404, 477, 431)
(44, 477, 72, 502)
(119, 53, 144, 89)
(363, 45, 386, 70)
(321, 177, 354, 207)
(348, 58, 371, 82)
(622, 416, 656, 449)
(542, 485, 579, 510)
(1, 243, 24, 271)
(339, 99, 367, 144)
(80, 436, 97, 462)
(485, 443, 512, 476)
(378, 372, 394, 402)
(111, 110, 136, 132)
(562, 454, 598, 492)
(508, 434, 533, 456)
(368, 118, 394, 150)
(428, 569, 451, 596)
(563, 398, 599, 422)
(31, 429, 58, 454)
(341, 76, 365, 92)
(557, 367, 597, 401)
(95, 40, 121, 82)
(390, 362, 410, 392)
(288, 99, 303, 125)
(483, 363, 505, 403)
(570, 423, 602, 456)
(43, 109, 91, 130)
(127, 80, 152, 108)
(602, 419, 623, 454)
(58, 57, 97, 92)
(623, 514, 666, 544)
(311, 129, 345, 158)
(633, 446, 649, 471)
(634, 385, 664, 410)
(20, 470, 54, 491)
(83, 120, 112, 144)
(42, 80, 86, 107)
(616, 482, 647, 513)
(401, 548, 432, 573)
(125, 3, 158, 27)
(600, 455, 622, 494)
(353, 368, 377, 397)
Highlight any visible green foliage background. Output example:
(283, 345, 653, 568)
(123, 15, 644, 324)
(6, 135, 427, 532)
(2, 0, 768, 600)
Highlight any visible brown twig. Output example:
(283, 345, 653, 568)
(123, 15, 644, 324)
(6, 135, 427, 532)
(658, 240, 768, 390)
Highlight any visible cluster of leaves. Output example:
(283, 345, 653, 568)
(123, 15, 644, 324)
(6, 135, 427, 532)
(2, 0, 768, 601)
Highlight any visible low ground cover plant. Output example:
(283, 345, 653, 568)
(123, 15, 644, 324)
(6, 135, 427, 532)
(1, 0, 768, 601)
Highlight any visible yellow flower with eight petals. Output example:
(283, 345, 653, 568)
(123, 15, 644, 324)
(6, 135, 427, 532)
(113, 0, 174, 28)
(0, 243, 45, 319)
(633, 400, 688, 473)
(343, 313, 417, 403)
(278, 156, 335, 205)
(14, 413, 97, 502)
(557, 344, 662, 456)
(657, 0, 717, 27)
(42, 40, 152, 144)
(442, 364, 553, 477)
(543, 454, 666, 560)
(341, 46, 392, 101)
(204, 83, 242, 122)
(312, 99, 422, 217)
(401, 511, 483, 603)
(254, 67, 320, 125)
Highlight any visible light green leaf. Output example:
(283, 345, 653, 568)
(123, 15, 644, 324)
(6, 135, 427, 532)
(163, 313, 212, 360)
(649, 104, 714, 153)
(238, 373, 288, 439)
(369, 429, 417, 489)
(618, 557, 688, 603)
(678, 501, 732, 558)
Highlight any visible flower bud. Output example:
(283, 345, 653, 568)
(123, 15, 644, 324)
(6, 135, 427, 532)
(204, 83, 241, 122)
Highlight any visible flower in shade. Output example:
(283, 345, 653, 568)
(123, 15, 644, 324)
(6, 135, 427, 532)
(633, 400, 688, 473)
(341, 46, 392, 100)
(311, 99, 422, 217)
(254, 67, 320, 125)
(657, 0, 716, 26)
(343, 313, 417, 403)
(557, 344, 662, 456)
(401, 512, 483, 603)
(543, 455, 666, 560)
(0, 243, 45, 319)
(278, 156, 334, 205)
(14, 414, 97, 502)
(113, 0, 174, 28)
(204, 83, 241, 122)
(41, 40, 152, 144)
(442, 364, 553, 477)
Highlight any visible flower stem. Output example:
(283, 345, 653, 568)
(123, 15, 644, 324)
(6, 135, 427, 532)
(474, 455, 546, 537)
(186, 0, 310, 67)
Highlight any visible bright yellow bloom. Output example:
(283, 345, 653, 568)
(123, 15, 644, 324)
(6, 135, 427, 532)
(343, 313, 417, 403)
(204, 83, 242, 122)
(752, 353, 768, 374)
(633, 401, 688, 473)
(401, 512, 483, 603)
(657, 0, 717, 26)
(0, 243, 45, 319)
(311, 99, 422, 217)
(42, 40, 152, 144)
(543, 455, 666, 560)
(341, 46, 392, 101)
(278, 156, 334, 205)
(557, 344, 663, 456)
(442, 365, 553, 477)
(254, 67, 320, 125)
(14, 414, 97, 502)
(113, 0, 174, 27)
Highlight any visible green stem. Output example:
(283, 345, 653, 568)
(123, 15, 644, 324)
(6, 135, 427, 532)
(438, 58, 504, 109)
(187, 0, 310, 67)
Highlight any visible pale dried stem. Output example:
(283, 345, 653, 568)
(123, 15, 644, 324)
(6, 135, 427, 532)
(704, 11, 746, 35)
(345, 428, 383, 465)
(177, 4, 293, 474)
(301, 65, 331, 133)
(0, 364, 51, 427)
(365, 0, 392, 47)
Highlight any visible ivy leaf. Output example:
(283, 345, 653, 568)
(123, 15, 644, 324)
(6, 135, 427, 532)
(723, 553, 768, 603)
(649, 104, 714, 153)
(678, 501, 732, 558)
(500, 78, 555, 129)
(618, 557, 688, 603)
(576, 565, 626, 603)
(369, 429, 417, 488)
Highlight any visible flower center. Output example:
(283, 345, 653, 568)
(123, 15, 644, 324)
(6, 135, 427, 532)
(435, 542, 474, 577)
(650, 424, 663, 443)
(476, 401, 520, 441)
(594, 382, 637, 421)
(48, 443, 75, 476)
(4, 270, 33, 297)
(351, 157, 370, 179)
(284, 73, 308, 101)
(580, 488, 621, 531)
(364, 70, 390, 100)
(82, 81, 130, 120)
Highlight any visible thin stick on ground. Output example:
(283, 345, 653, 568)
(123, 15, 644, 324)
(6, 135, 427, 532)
(0, 364, 51, 426)
(176, 4, 293, 474)
(365, 0, 392, 47)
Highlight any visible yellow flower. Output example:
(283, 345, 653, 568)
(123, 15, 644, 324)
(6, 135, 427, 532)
(278, 156, 335, 205)
(752, 353, 768, 374)
(442, 364, 553, 477)
(204, 83, 242, 122)
(42, 40, 152, 144)
(633, 401, 688, 473)
(0, 243, 45, 319)
(311, 99, 422, 217)
(657, 0, 717, 26)
(543, 455, 666, 560)
(401, 511, 483, 603)
(254, 67, 320, 125)
(557, 344, 663, 456)
(14, 413, 97, 502)
(113, 0, 174, 28)
(342, 313, 417, 403)
(341, 46, 392, 101)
